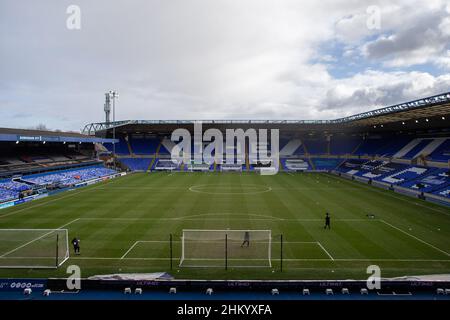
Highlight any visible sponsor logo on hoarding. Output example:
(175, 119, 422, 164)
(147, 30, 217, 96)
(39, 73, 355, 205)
(0, 280, 46, 291)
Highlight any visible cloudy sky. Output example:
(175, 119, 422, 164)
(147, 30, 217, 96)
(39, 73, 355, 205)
(1, 0, 449, 132)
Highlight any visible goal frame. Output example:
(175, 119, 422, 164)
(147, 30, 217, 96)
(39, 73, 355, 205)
(179, 229, 272, 268)
(220, 164, 243, 173)
(0, 228, 70, 269)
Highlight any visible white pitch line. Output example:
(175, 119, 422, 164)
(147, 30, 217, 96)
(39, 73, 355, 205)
(317, 242, 334, 261)
(0, 218, 79, 258)
(0, 179, 118, 219)
(379, 219, 450, 257)
(61, 217, 373, 222)
(120, 241, 140, 259)
(66, 257, 450, 262)
(115, 240, 319, 244)
(328, 174, 450, 216)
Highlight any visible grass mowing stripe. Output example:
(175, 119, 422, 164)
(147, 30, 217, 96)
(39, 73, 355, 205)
(327, 173, 450, 216)
(0, 172, 449, 280)
(379, 219, 450, 257)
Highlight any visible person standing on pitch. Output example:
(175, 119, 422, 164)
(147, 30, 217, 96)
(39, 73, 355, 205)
(324, 213, 331, 230)
(241, 231, 250, 247)
(72, 237, 81, 255)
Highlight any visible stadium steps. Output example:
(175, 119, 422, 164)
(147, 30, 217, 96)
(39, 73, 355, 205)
(245, 149, 250, 172)
(126, 138, 134, 155)
(352, 139, 364, 155)
(393, 139, 422, 158)
(308, 158, 316, 170)
(416, 138, 447, 159)
(301, 139, 310, 155)
(147, 142, 162, 172)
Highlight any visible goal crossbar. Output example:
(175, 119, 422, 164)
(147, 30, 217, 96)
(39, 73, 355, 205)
(179, 229, 272, 268)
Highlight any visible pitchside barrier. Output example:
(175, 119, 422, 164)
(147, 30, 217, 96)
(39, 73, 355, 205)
(0, 229, 69, 269)
(179, 229, 272, 268)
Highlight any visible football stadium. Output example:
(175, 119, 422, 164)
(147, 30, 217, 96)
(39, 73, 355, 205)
(0, 92, 449, 301)
(1, 0, 450, 311)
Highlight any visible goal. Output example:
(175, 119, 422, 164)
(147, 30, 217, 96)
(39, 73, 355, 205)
(179, 229, 272, 268)
(220, 163, 243, 172)
(0, 229, 69, 269)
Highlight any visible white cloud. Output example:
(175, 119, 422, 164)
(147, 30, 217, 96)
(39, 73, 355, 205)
(0, 0, 449, 131)
(321, 71, 450, 116)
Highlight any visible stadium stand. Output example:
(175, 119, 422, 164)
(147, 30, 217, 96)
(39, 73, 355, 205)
(311, 158, 343, 170)
(428, 138, 450, 162)
(128, 135, 160, 155)
(21, 166, 117, 187)
(302, 137, 327, 155)
(119, 158, 152, 171)
(400, 168, 449, 193)
(329, 135, 361, 155)
(0, 180, 31, 202)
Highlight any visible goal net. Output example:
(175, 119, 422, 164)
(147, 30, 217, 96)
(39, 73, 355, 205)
(220, 163, 243, 172)
(0, 229, 69, 269)
(154, 159, 179, 171)
(179, 229, 271, 268)
(188, 162, 210, 172)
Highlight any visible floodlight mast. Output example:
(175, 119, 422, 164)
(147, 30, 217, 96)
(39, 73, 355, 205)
(108, 90, 119, 170)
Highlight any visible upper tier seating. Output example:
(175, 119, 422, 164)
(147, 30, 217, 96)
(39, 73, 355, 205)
(129, 136, 160, 155)
(329, 136, 361, 155)
(119, 158, 151, 171)
(104, 141, 130, 155)
(374, 136, 413, 157)
(303, 138, 327, 155)
(354, 137, 387, 156)
(428, 139, 450, 162)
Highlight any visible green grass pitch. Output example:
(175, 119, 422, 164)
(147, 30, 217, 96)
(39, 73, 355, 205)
(0, 172, 449, 280)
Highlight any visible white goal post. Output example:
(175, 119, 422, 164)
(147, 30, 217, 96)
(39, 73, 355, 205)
(0, 229, 69, 269)
(220, 163, 243, 172)
(179, 229, 272, 268)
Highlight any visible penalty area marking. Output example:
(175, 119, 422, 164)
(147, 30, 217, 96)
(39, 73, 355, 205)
(119, 240, 335, 261)
(316, 242, 334, 261)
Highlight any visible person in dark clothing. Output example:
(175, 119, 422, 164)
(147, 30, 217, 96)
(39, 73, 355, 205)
(241, 231, 250, 247)
(72, 237, 81, 255)
(324, 213, 331, 230)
